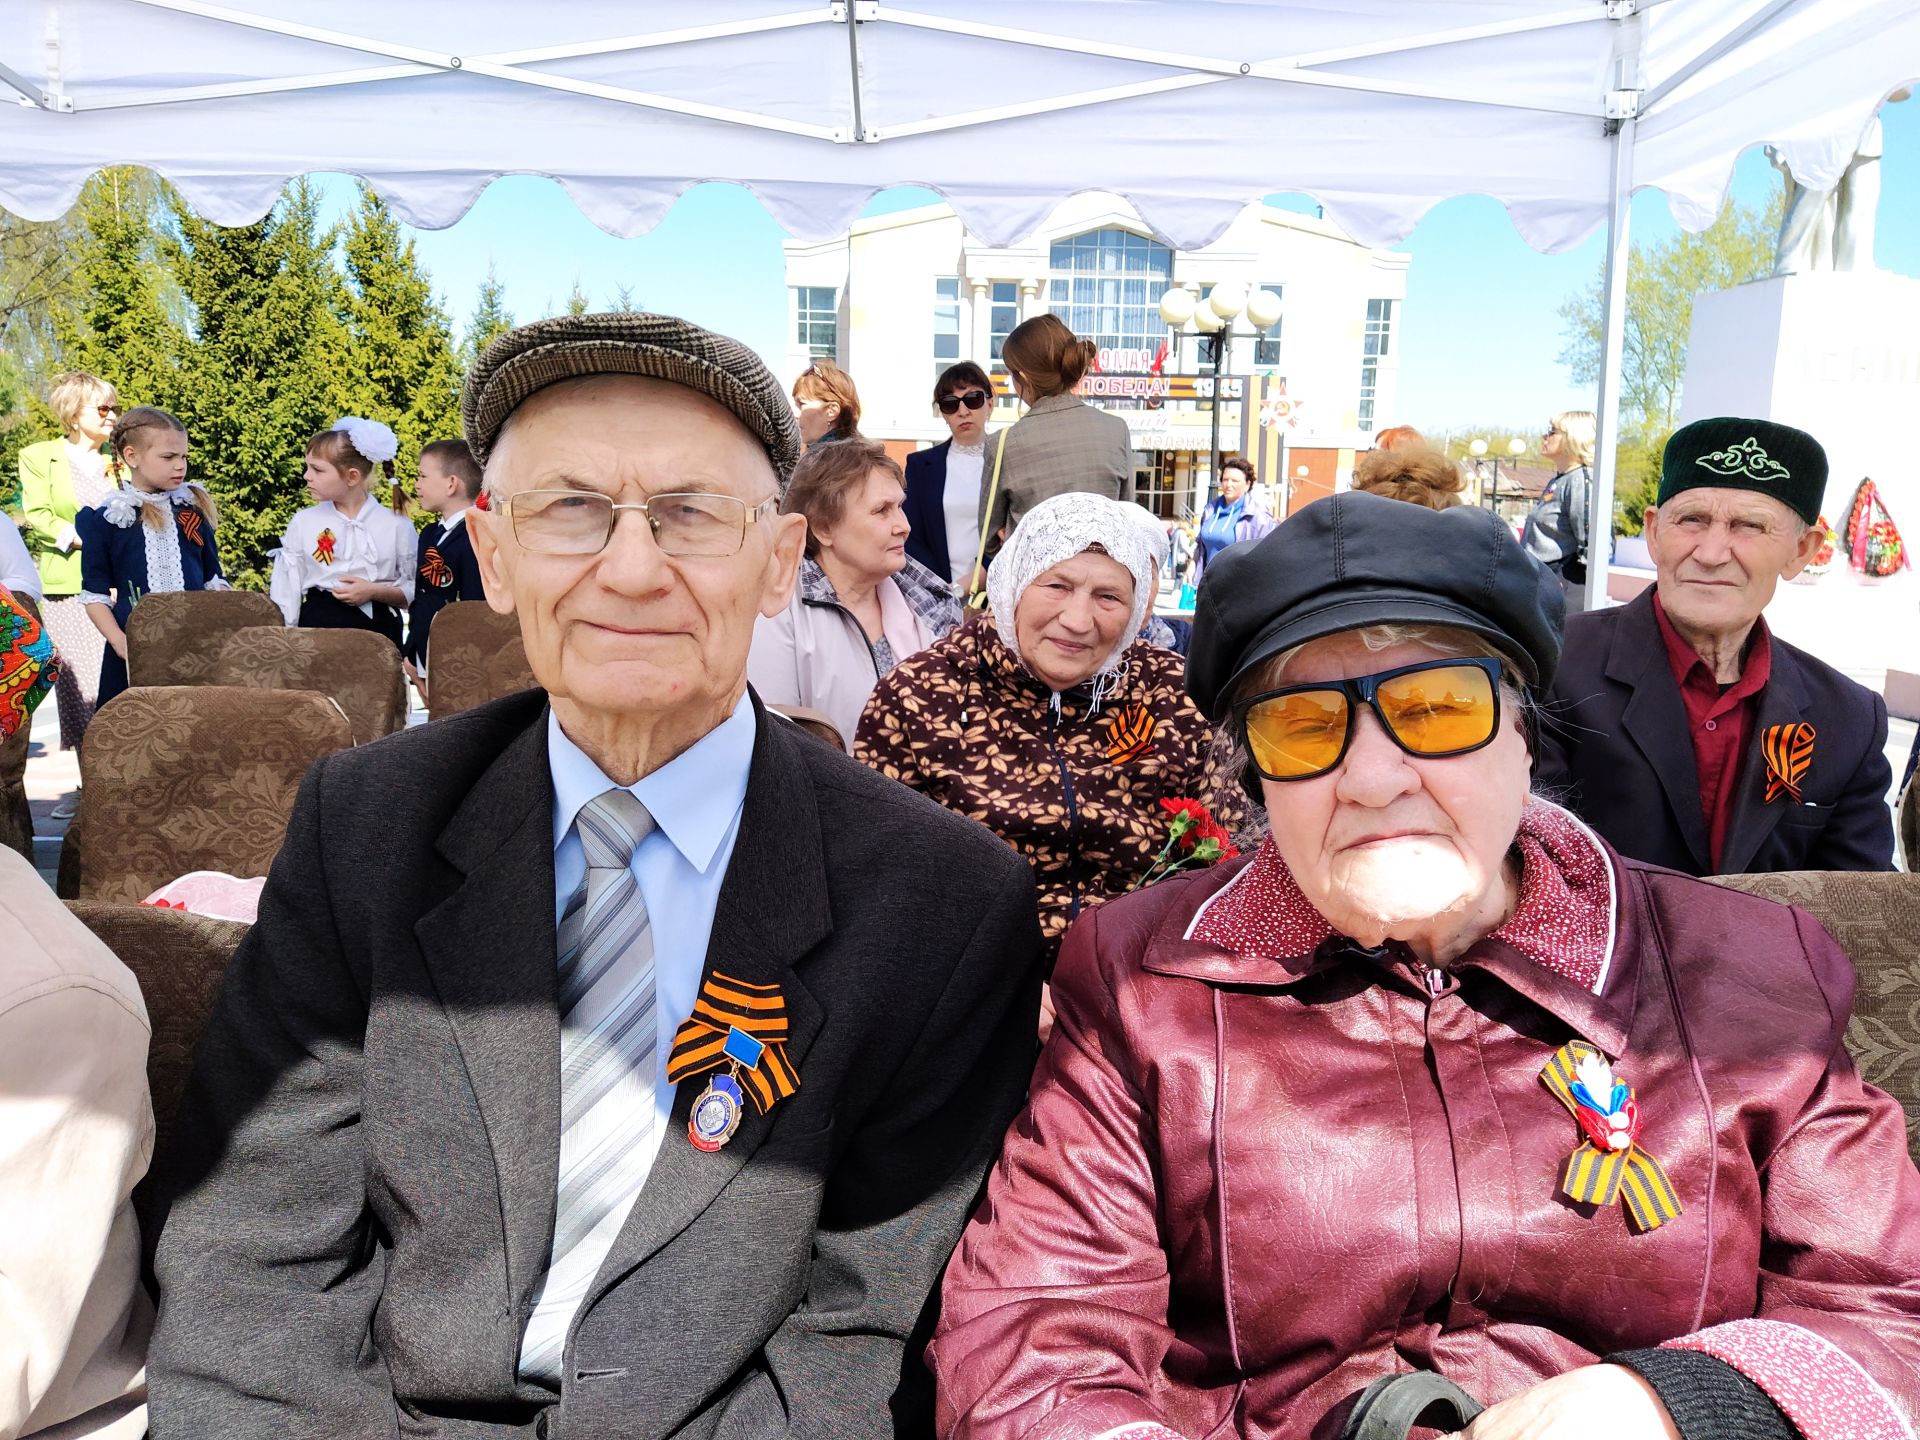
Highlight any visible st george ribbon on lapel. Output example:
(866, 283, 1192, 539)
(668, 973, 800, 1150)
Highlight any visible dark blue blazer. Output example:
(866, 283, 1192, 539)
(404, 517, 486, 665)
(76, 498, 224, 704)
(902, 440, 955, 582)
(1536, 587, 1893, 875)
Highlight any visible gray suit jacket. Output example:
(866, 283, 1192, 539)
(978, 395, 1135, 549)
(149, 691, 1043, 1439)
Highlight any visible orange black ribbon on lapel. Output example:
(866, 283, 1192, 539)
(1762, 722, 1816, 804)
(1540, 1041, 1682, 1233)
(667, 973, 800, 1114)
(178, 508, 206, 548)
(1104, 703, 1157, 764)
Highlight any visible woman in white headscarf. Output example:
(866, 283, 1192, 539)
(856, 492, 1244, 962)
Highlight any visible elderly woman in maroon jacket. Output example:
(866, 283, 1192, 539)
(929, 491, 1920, 1440)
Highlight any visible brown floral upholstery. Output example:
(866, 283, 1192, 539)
(65, 899, 247, 1181)
(125, 589, 285, 688)
(427, 600, 539, 721)
(59, 686, 351, 903)
(211, 625, 407, 745)
(1710, 870, 1920, 1164)
(0, 594, 39, 860)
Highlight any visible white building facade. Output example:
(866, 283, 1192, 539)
(783, 194, 1409, 517)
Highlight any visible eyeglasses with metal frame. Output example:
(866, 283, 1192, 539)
(503, 488, 779, 558)
(1235, 656, 1507, 782)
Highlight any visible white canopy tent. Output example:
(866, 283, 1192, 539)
(6, 0, 1920, 608)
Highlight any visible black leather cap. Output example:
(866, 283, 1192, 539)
(1185, 491, 1566, 721)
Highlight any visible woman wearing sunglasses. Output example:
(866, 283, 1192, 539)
(931, 491, 1920, 1440)
(903, 362, 996, 585)
(16, 371, 121, 777)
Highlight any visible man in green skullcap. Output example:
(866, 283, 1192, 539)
(1538, 416, 1893, 875)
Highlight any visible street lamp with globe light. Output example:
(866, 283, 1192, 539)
(1158, 282, 1282, 507)
(1469, 436, 1529, 511)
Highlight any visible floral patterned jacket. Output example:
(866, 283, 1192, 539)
(855, 616, 1244, 960)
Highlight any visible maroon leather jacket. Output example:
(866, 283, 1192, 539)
(930, 832, 1920, 1440)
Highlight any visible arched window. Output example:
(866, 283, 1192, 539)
(1046, 227, 1174, 365)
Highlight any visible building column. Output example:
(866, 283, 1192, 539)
(1020, 279, 1043, 322)
(969, 280, 991, 364)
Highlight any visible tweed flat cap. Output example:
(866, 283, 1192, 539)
(460, 312, 803, 484)
(1657, 416, 1826, 525)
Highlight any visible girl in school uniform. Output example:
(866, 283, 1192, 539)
(270, 417, 417, 646)
(75, 407, 229, 706)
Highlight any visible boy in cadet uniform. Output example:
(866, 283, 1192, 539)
(403, 438, 488, 703)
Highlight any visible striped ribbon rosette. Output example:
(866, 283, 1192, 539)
(667, 972, 801, 1114)
(1540, 1040, 1682, 1233)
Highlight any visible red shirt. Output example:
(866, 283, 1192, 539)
(1652, 593, 1772, 870)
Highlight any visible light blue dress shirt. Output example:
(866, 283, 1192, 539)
(545, 696, 755, 1168)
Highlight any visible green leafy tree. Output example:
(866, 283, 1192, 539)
(1557, 192, 1783, 436)
(339, 188, 462, 509)
(462, 265, 515, 367)
(564, 281, 591, 317)
(165, 179, 354, 587)
(4, 169, 182, 502)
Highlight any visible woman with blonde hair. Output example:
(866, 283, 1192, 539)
(1351, 443, 1467, 510)
(973, 314, 1134, 586)
(791, 359, 863, 449)
(16, 371, 121, 768)
(1522, 408, 1598, 611)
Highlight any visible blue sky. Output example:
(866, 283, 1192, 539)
(314, 100, 1919, 437)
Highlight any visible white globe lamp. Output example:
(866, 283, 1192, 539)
(1158, 289, 1196, 328)
(1208, 279, 1248, 320)
(1193, 306, 1224, 333)
(1245, 288, 1283, 330)
(1507, 438, 1527, 458)
(1469, 438, 1489, 457)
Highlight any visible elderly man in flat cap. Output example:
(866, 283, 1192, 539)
(149, 315, 1044, 1439)
(1538, 417, 1893, 875)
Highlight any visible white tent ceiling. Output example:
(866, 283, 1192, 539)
(5, 0, 1920, 606)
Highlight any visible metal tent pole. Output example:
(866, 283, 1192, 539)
(1585, 108, 1636, 614)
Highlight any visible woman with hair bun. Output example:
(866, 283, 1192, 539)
(972, 314, 1134, 587)
(1351, 442, 1467, 511)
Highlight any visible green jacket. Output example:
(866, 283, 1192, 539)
(18, 438, 95, 595)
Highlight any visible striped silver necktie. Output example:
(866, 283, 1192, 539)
(519, 787, 659, 1383)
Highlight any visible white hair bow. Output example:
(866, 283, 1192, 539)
(331, 416, 399, 464)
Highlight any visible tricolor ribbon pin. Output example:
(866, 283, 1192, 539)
(1541, 1041, 1682, 1233)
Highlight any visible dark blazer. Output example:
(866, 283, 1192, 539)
(902, 440, 954, 582)
(75, 499, 224, 705)
(405, 517, 486, 665)
(150, 690, 1044, 1439)
(1536, 587, 1894, 875)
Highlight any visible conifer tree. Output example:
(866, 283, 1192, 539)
(564, 281, 591, 317)
(340, 187, 461, 508)
(165, 179, 353, 587)
(462, 265, 515, 367)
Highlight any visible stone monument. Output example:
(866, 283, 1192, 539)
(1682, 92, 1920, 527)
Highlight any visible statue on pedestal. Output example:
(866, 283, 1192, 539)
(1770, 89, 1909, 277)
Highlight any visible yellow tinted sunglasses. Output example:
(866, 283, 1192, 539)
(1237, 657, 1505, 782)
